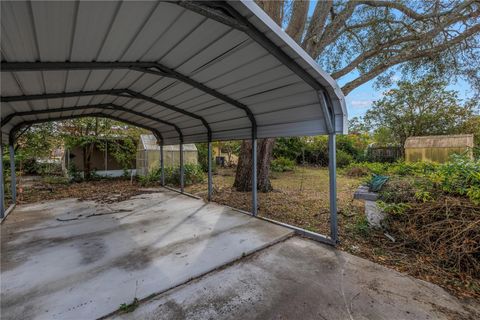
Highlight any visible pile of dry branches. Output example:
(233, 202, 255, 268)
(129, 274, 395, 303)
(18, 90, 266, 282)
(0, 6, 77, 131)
(387, 197, 480, 278)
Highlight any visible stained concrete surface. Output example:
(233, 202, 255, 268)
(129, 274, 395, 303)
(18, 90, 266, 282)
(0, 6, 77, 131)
(1, 190, 292, 320)
(111, 237, 480, 320)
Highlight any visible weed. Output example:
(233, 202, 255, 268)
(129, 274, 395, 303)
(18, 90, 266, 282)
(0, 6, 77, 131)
(42, 175, 69, 185)
(348, 215, 370, 237)
(119, 298, 139, 313)
(377, 201, 411, 216)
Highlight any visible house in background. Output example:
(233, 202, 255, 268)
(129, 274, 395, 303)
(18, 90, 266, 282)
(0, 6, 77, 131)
(63, 138, 136, 178)
(136, 135, 198, 176)
(404, 134, 474, 163)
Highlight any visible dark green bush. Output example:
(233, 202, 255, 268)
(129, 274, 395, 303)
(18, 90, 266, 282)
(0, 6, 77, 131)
(139, 164, 206, 187)
(195, 143, 216, 173)
(273, 137, 304, 161)
(336, 149, 354, 168)
(273, 135, 369, 167)
(271, 157, 296, 172)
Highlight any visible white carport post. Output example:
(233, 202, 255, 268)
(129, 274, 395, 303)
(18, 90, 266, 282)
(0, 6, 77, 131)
(9, 143, 16, 204)
(0, 143, 4, 218)
(328, 133, 338, 243)
(252, 138, 258, 216)
(319, 91, 339, 244)
(160, 143, 165, 187)
(179, 141, 184, 193)
(207, 141, 213, 201)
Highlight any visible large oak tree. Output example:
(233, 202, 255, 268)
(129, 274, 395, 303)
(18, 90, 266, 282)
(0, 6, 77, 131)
(234, 0, 480, 192)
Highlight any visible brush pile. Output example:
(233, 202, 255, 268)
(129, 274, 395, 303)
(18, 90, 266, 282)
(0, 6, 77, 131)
(387, 196, 479, 278)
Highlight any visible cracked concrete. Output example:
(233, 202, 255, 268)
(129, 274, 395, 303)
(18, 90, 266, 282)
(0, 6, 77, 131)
(2, 189, 478, 320)
(110, 237, 479, 320)
(1, 190, 292, 320)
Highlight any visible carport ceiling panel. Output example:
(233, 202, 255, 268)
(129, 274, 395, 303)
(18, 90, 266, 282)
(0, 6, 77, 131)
(159, 19, 232, 68)
(1, 0, 347, 144)
(1, 73, 25, 96)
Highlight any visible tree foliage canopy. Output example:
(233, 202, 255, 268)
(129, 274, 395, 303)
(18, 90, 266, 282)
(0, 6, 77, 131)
(364, 76, 478, 146)
(258, 0, 480, 95)
(14, 117, 146, 177)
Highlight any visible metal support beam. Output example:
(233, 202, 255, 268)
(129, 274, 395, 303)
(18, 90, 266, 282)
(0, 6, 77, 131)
(0, 143, 4, 218)
(318, 91, 334, 134)
(328, 133, 338, 243)
(252, 138, 258, 216)
(160, 144, 165, 187)
(0, 61, 257, 133)
(9, 144, 16, 204)
(1, 89, 207, 141)
(9, 112, 165, 145)
(104, 140, 108, 176)
(2, 103, 176, 138)
(207, 141, 213, 201)
(179, 142, 184, 193)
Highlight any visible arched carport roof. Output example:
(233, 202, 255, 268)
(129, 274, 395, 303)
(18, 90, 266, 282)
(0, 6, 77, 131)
(1, 0, 347, 145)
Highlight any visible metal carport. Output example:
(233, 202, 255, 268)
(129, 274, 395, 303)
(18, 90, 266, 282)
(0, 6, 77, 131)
(0, 0, 347, 244)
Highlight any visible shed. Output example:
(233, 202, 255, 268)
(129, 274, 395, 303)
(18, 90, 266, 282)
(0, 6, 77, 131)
(136, 135, 197, 176)
(404, 134, 474, 163)
(64, 138, 136, 178)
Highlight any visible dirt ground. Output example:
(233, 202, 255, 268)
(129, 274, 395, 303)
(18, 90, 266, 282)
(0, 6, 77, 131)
(13, 167, 480, 301)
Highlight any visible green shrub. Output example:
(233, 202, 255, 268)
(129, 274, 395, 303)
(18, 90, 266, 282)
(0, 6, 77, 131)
(273, 137, 304, 161)
(68, 164, 83, 182)
(377, 200, 411, 216)
(139, 164, 206, 187)
(367, 155, 480, 205)
(387, 161, 438, 176)
(138, 170, 160, 186)
(195, 143, 217, 173)
(336, 149, 354, 168)
(430, 154, 480, 204)
(271, 157, 296, 172)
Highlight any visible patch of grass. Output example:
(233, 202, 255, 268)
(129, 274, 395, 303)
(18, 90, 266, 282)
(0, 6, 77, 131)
(347, 215, 370, 237)
(42, 175, 69, 185)
(119, 298, 139, 313)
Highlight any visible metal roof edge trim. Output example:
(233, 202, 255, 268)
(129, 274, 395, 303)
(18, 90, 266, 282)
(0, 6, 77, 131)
(229, 0, 348, 134)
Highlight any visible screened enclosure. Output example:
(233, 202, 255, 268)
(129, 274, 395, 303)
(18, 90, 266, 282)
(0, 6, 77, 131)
(136, 134, 197, 176)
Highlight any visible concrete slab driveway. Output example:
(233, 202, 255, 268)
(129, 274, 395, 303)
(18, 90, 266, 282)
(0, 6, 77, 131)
(1, 190, 292, 320)
(111, 237, 479, 320)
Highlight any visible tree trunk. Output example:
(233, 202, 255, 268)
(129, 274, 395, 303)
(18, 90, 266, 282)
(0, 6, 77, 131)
(83, 143, 94, 180)
(233, 138, 274, 192)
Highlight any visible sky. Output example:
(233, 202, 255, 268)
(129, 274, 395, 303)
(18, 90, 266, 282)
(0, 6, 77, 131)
(301, 1, 475, 120)
(339, 72, 474, 119)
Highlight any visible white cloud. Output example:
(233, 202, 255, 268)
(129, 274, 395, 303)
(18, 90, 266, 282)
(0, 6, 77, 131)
(350, 99, 373, 109)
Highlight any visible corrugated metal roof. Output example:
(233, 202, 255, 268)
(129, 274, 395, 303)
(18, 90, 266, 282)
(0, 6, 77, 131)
(404, 134, 475, 148)
(1, 0, 347, 145)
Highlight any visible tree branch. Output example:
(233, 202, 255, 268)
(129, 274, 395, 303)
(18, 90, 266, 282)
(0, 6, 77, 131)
(285, 0, 310, 43)
(332, 7, 480, 80)
(312, 1, 359, 57)
(302, 0, 332, 54)
(341, 23, 480, 94)
(358, 0, 476, 21)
